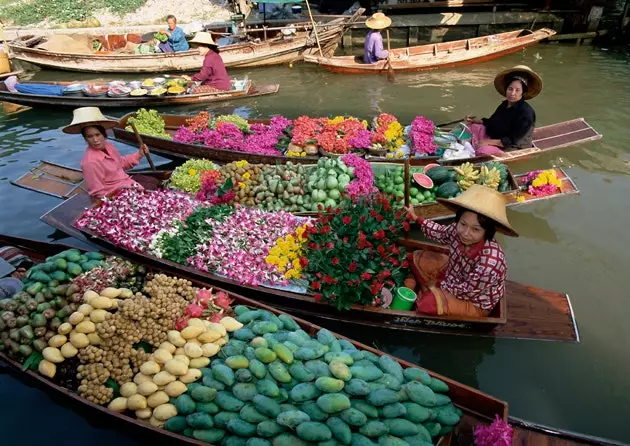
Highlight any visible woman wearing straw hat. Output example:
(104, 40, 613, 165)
(63, 107, 149, 200)
(464, 65, 542, 157)
(364, 12, 391, 64)
(189, 32, 230, 92)
(406, 185, 518, 317)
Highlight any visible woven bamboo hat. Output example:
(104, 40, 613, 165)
(437, 184, 519, 237)
(494, 65, 542, 100)
(190, 31, 217, 47)
(365, 12, 391, 30)
(62, 107, 118, 134)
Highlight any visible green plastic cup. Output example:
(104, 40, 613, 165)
(390, 287, 417, 311)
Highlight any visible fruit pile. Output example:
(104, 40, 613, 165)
(454, 162, 510, 192)
(160, 305, 460, 445)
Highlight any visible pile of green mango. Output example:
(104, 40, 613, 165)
(164, 307, 462, 445)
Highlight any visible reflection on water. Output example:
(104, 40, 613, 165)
(2, 44, 630, 443)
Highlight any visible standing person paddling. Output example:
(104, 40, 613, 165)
(363, 12, 391, 64)
(406, 185, 518, 317)
(62, 107, 149, 200)
(161, 15, 190, 52)
(189, 32, 231, 92)
(465, 65, 542, 157)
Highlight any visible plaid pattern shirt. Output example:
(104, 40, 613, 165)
(418, 218, 507, 310)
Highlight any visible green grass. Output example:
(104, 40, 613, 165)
(0, 0, 145, 26)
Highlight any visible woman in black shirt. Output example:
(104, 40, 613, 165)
(465, 65, 542, 156)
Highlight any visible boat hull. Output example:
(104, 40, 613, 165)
(303, 28, 556, 74)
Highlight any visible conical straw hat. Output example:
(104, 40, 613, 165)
(437, 184, 518, 237)
(190, 31, 217, 47)
(62, 107, 118, 134)
(494, 65, 543, 100)
(365, 13, 392, 30)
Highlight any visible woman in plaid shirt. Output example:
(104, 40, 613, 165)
(406, 185, 518, 317)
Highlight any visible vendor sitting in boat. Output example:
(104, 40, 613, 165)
(465, 65, 542, 157)
(159, 15, 190, 53)
(188, 32, 231, 92)
(406, 185, 518, 317)
(363, 12, 391, 64)
(62, 107, 150, 200)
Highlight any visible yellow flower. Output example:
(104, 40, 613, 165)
(531, 178, 543, 188)
(235, 160, 249, 168)
(362, 120, 368, 129)
(238, 182, 246, 189)
(242, 172, 251, 180)
(517, 195, 525, 202)
(188, 169, 197, 176)
(328, 116, 345, 125)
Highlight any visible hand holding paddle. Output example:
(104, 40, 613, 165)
(130, 122, 156, 171)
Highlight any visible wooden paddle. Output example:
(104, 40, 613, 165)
(385, 29, 395, 82)
(305, 0, 323, 57)
(129, 123, 156, 171)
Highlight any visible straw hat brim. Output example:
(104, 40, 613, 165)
(366, 15, 392, 30)
(62, 107, 118, 134)
(437, 194, 519, 237)
(494, 65, 542, 100)
(190, 32, 217, 47)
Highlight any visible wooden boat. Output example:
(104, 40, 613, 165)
(0, 232, 506, 446)
(112, 112, 601, 166)
(7, 10, 363, 73)
(303, 28, 556, 74)
(12, 159, 579, 222)
(0, 81, 279, 109)
(29, 174, 580, 342)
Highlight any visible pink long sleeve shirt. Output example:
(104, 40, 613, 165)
(80, 141, 142, 199)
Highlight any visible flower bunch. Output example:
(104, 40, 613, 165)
(341, 153, 376, 198)
(371, 113, 404, 152)
(302, 193, 410, 310)
(524, 169, 562, 196)
(409, 116, 438, 155)
(290, 116, 327, 146)
(317, 117, 372, 154)
(169, 158, 218, 193)
(188, 208, 311, 286)
(176, 288, 233, 330)
(196, 170, 236, 205)
(474, 415, 513, 446)
(75, 188, 200, 253)
(184, 111, 211, 133)
(265, 224, 309, 280)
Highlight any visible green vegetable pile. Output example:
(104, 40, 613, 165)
(305, 158, 353, 212)
(154, 32, 168, 43)
(169, 159, 218, 193)
(125, 108, 171, 140)
(0, 249, 104, 360)
(254, 162, 310, 213)
(165, 306, 460, 445)
(211, 114, 251, 132)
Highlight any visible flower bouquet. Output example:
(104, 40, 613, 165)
(522, 169, 562, 197)
(370, 113, 405, 158)
(302, 193, 410, 310)
(408, 116, 439, 156)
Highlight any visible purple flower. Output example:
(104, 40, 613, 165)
(409, 116, 438, 155)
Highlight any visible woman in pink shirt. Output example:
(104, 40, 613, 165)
(63, 107, 149, 200)
(188, 32, 231, 92)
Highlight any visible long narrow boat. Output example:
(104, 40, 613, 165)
(34, 185, 580, 343)
(12, 160, 579, 221)
(0, 234, 620, 445)
(0, 82, 279, 109)
(303, 28, 556, 74)
(8, 10, 363, 73)
(112, 112, 601, 165)
(0, 233, 505, 445)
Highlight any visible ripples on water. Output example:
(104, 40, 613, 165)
(1, 44, 630, 443)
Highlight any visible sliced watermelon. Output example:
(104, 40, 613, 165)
(423, 163, 441, 174)
(413, 173, 434, 189)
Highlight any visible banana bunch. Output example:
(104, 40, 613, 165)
(455, 162, 480, 191)
(478, 165, 501, 189)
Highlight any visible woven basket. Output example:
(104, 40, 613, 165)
(367, 147, 388, 157)
(318, 147, 345, 158)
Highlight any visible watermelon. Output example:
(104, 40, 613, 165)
(436, 181, 461, 199)
(423, 163, 441, 174)
(426, 166, 451, 185)
(412, 173, 434, 189)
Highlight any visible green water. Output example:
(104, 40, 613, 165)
(1, 43, 629, 444)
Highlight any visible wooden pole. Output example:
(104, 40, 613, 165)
(305, 0, 323, 57)
(130, 123, 156, 171)
(385, 29, 395, 82)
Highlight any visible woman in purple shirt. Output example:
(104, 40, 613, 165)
(363, 12, 391, 64)
(189, 32, 231, 91)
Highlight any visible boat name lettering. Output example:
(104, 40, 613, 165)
(392, 316, 469, 329)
